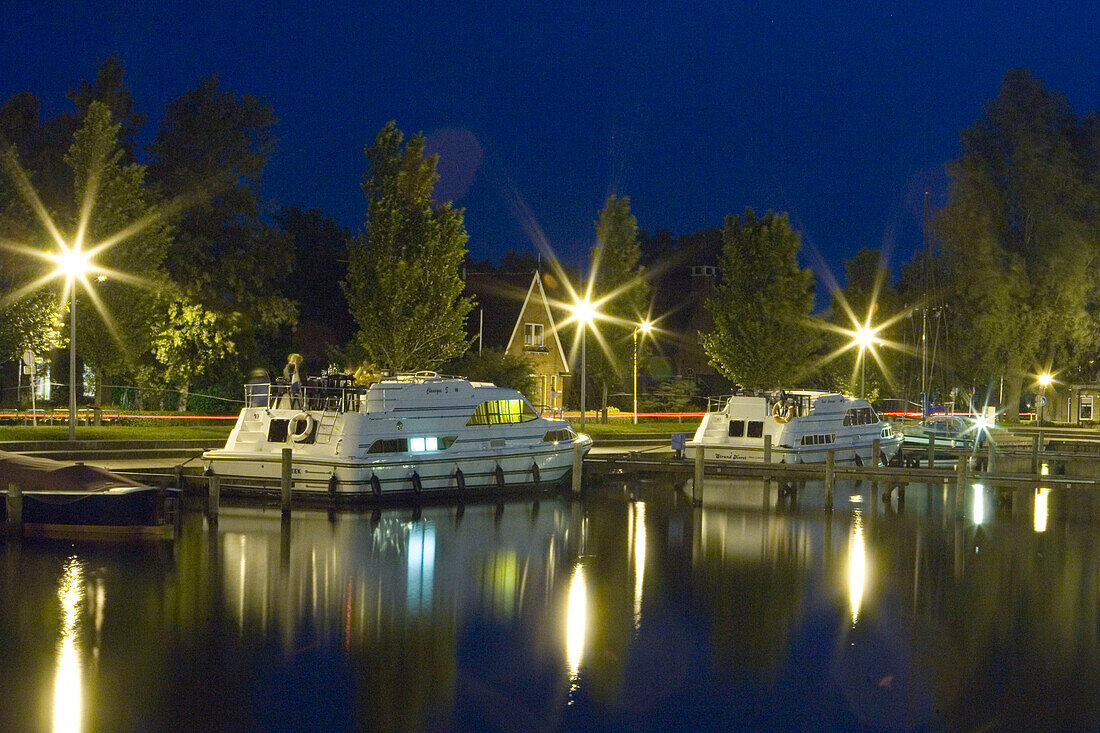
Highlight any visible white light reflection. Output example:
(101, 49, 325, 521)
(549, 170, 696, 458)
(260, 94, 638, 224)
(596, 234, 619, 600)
(972, 484, 985, 525)
(566, 563, 588, 683)
(406, 521, 436, 615)
(53, 557, 85, 733)
(847, 510, 866, 625)
(1034, 488, 1051, 533)
(631, 501, 646, 629)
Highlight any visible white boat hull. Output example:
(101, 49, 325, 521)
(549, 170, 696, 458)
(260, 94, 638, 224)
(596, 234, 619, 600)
(686, 437, 902, 464)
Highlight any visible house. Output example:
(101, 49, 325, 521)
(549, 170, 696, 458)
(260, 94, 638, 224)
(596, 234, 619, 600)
(463, 270, 572, 412)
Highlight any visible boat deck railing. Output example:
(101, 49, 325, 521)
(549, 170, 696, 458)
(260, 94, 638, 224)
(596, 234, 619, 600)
(244, 377, 366, 413)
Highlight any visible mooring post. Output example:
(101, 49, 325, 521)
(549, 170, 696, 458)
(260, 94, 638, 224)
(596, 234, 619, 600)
(987, 440, 995, 475)
(872, 438, 880, 468)
(281, 447, 292, 515)
(208, 473, 221, 519)
(6, 482, 21, 536)
(571, 443, 583, 496)
(927, 432, 936, 468)
(825, 450, 835, 509)
(693, 447, 704, 505)
(955, 455, 967, 516)
(1030, 434, 1040, 474)
(763, 434, 772, 466)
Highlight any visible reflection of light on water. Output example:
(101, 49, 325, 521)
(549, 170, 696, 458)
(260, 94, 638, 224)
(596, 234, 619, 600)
(406, 521, 436, 615)
(1034, 488, 1051, 533)
(848, 510, 865, 624)
(1041, 462, 1049, 477)
(54, 557, 85, 733)
(972, 484, 985, 525)
(631, 502, 646, 629)
(566, 563, 587, 682)
(481, 551, 519, 617)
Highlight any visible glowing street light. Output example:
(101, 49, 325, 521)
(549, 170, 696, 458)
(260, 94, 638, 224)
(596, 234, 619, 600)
(854, 325, 875, 399)
(54, 243, 93, 440)
(633, 319, 652, 425)
(573, 297, 597, 430)
(1037, 371, 1053, 425)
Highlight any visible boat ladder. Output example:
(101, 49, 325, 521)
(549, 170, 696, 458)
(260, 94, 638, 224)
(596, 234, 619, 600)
(316, 409, 340, 443)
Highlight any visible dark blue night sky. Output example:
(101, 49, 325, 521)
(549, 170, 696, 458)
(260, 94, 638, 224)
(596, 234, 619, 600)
(2, 2, 1097, 280)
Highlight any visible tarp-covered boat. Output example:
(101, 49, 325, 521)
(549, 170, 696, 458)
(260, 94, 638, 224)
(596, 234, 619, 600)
(0, 451, 179, 540)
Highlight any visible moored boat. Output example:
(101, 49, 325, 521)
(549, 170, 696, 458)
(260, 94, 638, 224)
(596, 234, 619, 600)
(203, 372, 592, 498)
(0, 452, 179, 540)
(686, 390, 903, 464)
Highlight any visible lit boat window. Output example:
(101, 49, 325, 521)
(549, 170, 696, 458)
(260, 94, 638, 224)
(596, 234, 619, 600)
(467, 399, 539, 425)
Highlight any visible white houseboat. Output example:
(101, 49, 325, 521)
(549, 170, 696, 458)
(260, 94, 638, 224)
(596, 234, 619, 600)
(686, 390, 902, 464)
(203, 372, 591, 497)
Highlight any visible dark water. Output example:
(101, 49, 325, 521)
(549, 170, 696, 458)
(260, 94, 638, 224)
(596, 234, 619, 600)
(2, 469, 1100, 731)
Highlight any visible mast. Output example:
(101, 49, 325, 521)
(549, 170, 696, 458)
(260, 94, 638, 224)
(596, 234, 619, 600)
(921, 191, 930, 419)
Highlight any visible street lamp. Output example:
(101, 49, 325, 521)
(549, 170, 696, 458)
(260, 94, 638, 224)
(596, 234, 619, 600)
(1038, 372, 1053, 425)
(56, 244, 91, 441)
(573, 297, 597, 430)
(633, 319, 652, 425)
(854, 326, 874, 399)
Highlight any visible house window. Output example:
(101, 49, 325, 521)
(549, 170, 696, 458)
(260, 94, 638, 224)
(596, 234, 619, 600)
(1081, 398, 1093, 422)
(524, 323, 544, 347)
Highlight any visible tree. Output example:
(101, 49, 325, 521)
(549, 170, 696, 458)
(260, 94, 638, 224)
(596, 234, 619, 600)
(148, 75, 296, 379)
(443, 349, 536, 399)
(68, 55, 146, 162)
(701, 209, 819, 389)
(934, 69, 1100, 416)
(63, 101, 172, 404)
(588, 195, 650, 420)
(149, 293, 240, 411)
(343, 121, 473, 372)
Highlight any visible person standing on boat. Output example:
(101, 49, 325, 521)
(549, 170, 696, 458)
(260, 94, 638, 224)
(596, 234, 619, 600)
(284, 353, 303, 408)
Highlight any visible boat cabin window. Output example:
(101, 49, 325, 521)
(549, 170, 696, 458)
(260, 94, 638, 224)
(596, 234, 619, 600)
(543, 428, 576, 442)
(368, 436, 455, 454)
(747, 421, 764, 438)
(467, 398, 539, 425)
(843, 407, 879, 426)
(801, 433, 836, 446)
(728, 420, 744, 437)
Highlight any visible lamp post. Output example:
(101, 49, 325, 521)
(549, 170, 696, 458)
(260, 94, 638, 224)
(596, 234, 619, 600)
(1038, 372, 1052, 425)
(573, 298, 596, 430)
(633, 320, 652, 425)
(57, 245, 91, 441)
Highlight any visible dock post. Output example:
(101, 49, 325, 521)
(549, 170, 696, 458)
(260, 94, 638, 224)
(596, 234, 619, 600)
(955, 455, 967, 516)
(987, 440, 995, 475)
(6, 482, 21, 536)
(281, 447, 292, 515)
(763, 435, 772, 466)
(825, 450, 835, 509)
(208, 474, 220, 519)
(571, 443, 583, 496)
(693, 448, 704, 505)
(926, 433, 936, 468)
(762, 435, 772, 512)
(1031, 434, 1040, 474)
(872, 438, 880, 468)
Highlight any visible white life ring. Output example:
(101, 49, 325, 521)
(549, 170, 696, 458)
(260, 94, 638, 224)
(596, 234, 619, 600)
(288, 412, 314, 442)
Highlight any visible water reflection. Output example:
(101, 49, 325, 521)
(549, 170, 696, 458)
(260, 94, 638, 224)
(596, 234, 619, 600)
(1034, 488, 1051, 533)
(630, 501, 646, 629)
(565, 562, 587, 684)
(847, 509, 866, 624)
(53, 557, 84, 733)
(972, 483, 986, 525)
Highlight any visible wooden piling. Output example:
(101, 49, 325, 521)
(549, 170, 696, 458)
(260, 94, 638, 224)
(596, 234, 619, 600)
(763, 434, 772, 465)
(6, 482, 22, 536)
(693, 448, 704, 504)
(987, 440, 995, 474)
(825, 450, 835, 509)
(927, 432, 936, 468)
(571, 443, 584, 496)
(281, 447, 292, 515)
(208, 474, 220, 519)
(872, 438, 880, 468)
(1031, 434, 1040, 474)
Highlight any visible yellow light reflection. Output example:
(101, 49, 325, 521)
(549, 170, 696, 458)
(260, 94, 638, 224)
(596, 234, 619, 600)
(566, 563, 588, 681)
(847, 510, 866, 624)
(972, 484, 985, 525)
(1034, 488, 1051, 533)
(53, 557, 85, 733)
(631, 502, 646, 629)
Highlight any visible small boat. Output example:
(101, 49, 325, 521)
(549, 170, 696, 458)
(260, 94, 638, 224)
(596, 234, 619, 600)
(203, 372, 592, 498)
(686, 390, 903, 464)
(898, 415, 987, 452)
(0, 452, 179, 541)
